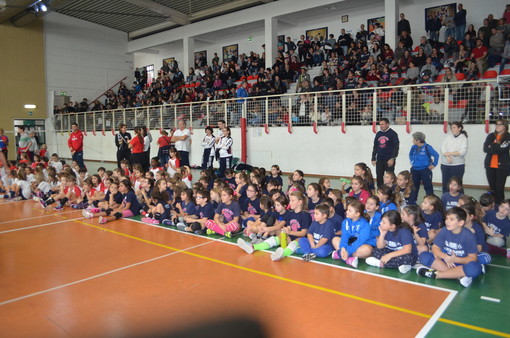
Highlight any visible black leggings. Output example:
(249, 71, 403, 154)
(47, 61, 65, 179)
(373, 247, 417, 268)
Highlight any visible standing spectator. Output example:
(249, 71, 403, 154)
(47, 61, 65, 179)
(337, 29, 351, 57)
(397, 13, 411, 37)
(409, 132, 439, 201)
(0, 135, 9, 175)
(285, 37, 296, 53)
(17, 126, 32, 161)
(442, 8, 456, 42)
(372, 118, 400, 188)
(115, 123, 131, 169)
(172, 119, 191, 167)
(0, 128, 9, 161)
(440, 122, 468, 193)
(454, 3, 467, 41)
(28, 131, 38, 161)
(129, 127, 145, 167)
(499, 34, 510, 73)
(142, 126, 151, 172)
(426, 11, 442, 42)
(483, 119, 510, 204)
(504, 4, 510, 25)
(157, 130, 172, 168)
(217, 127, 233, 178)
(356, 24, 368, 44)
(68, 123, 85, 169)
(234, 81, 249, 126)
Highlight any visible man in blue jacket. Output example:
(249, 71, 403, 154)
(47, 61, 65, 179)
(409, 131, 439, 201)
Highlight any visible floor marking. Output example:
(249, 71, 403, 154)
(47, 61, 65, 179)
(438, 318, 510, 338)
(0, 210, 78, 224)
(480, 296, 501, 303)
(488, 264, 510, 270)
(0, 218, 84, 234)
(0, 240, 214, 306)
(417, 291, 457, 338)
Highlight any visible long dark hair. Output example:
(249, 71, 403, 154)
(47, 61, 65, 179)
(383, 210, 412, 234)
(133, 126, 143, 143)
(494, 118, 509, 143)
(451, 121, 468, 138)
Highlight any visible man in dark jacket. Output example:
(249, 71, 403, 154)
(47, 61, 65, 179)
(372, 118, 400, 188)
(397, 13, 411, 37)
(426, 12, 442, 42)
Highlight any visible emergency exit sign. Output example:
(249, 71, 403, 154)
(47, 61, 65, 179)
(60, 91, 67, 96)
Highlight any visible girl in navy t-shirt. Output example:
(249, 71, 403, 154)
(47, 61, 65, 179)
(328, 189, 345, 218)
(482, 199, 510, 257)
(234, 171, 249, 208)
(243, 195, 273, 237)
(307, 183, 324, 218)
(294, 203, 335, 261)
(441, 176, 463, 211)
(401, 205, 429, 255)
(205, 187, 241, 237)
(462, 203, 492, 266)
(242, 184, 262, 219)
(142, 190, 171, 225)
(365, 210, 418, 273)
(98, 179, 140, 224)
(421, 195, 444, 244)
(377, 185, 398, 214)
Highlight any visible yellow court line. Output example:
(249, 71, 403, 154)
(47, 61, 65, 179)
(73, 220, 510, 337)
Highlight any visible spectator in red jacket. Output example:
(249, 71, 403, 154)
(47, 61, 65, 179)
(68, 123, 85, 169)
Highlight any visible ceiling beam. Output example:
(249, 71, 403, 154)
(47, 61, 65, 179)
(189, 0, 262, 21)
(123, 0, 189, 25)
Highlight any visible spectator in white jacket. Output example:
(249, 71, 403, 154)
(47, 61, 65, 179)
(440, 121, 468, 193)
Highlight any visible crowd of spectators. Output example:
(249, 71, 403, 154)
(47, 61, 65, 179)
(52, 5, 510, 125)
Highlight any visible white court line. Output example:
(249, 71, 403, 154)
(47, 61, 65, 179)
(416, 290, 458, 338)
(0, 218, 84, 234)
(0, 210, 78, 224)
(488, 264, 510, 270)
(0, 240, 214, 306)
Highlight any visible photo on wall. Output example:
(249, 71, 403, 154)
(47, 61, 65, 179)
(306, 27, 328, 43)
(277, 35, 285, 53)
(162, 57, 175, 67)
(194, 50, 207, 68)
(222, 44, 238, 62)
(367, 16, 385, 33)
(424, 3, 456, 29)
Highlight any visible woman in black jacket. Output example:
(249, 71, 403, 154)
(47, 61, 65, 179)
(484, 119, 510, 204)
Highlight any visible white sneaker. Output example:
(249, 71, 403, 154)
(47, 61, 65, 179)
(32, 196, 40, 202)
(237, 238, 254, 254)
(365, 257, 382, 268)
(271, 247, 284, 261)
(459, 276, 472, 287)
(412, 263, 424, 270)
(82, 209, 93, 219)
(398, 265, 412, 274)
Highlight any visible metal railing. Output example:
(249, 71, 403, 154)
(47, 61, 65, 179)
(52, 79, 505, 134)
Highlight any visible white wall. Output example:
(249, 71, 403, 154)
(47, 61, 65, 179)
(51, 124, 494, 187)
(45, 12, 134, 107)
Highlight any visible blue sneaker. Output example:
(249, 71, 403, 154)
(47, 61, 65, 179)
(161, 219, 172, 226)
(54, 204, 64, 211)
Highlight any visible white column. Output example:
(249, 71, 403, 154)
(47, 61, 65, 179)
(385, 0, 399, 50)
(183, 37, 195, 73)
(265, 17, 278, 70)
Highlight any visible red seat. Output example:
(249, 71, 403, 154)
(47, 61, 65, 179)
(455, 73, 466, 80)
(435, 74, 445, 82)
(483, 70, 498, 79)
(456, 99, 468, 109)
(501, 69, 510, 75)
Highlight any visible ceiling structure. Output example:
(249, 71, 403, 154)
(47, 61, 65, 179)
(0, 0, 275, 39)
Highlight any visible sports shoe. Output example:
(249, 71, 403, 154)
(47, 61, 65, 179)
(224, 231, 232, 238)
(398, 265, 412, 274)
(271, 247, 284, 261)
(481, 264, 486, 274)
(162, 219, 173, 226)
(54, 204, 64, 211)
(506, 248, 510, 259)
(302, 253, 317, 262)
(206, 229, 215, 235)
(39, 200, 47, 208)
(141, 217, 152, 224)
(365, 257, 382, 268)
(89, 207, 101, 213)
(412, 263, 424, 270)
(459, 276, 472, 287)
(345, 256, 358, 268)
(12, 197, 22, 201)
(98, 216, 107, 224)
(82, 210, 93, 219)
(237, 238, 254, 254)
(32, 196, 40, 202)
(331, 250, 340, 260)
(176, 222, 186, 230)
(417, 266, 437, 279)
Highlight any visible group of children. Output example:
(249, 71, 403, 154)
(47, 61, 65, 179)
(1, 152, 509, 288)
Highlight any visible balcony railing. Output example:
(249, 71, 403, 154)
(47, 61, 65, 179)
(52, 79, 507, 135)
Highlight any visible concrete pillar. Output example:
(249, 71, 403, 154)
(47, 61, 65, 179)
(183, 36, 195, 73)
(385, 0, 399, 50)
(264, 17, 278, 69)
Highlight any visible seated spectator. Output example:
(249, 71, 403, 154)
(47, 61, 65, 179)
(443, 35, 459, 61)
(421, 57, 439, 80)
(462, 32, 476, 52)
(413, 48, 427, 68)
(472, 38, 488, 73)
(488, 27, 505, 67)
(399, 30, 413, 50)
(419, 36, 433, 57)
(500, 34, 510, 73)
(382, 43, 394, 64)
(454, 45, 471, 73)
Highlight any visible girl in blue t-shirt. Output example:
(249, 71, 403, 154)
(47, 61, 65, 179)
(183, 190, 215, 234)
(328, 189, 345, 218)
(421, 194, 444, 244)
(243, 195, 273, 237)
(331, 200, 374, 268)
(205, 187, 241, 238)
(401, 205, 429, 254)
(441, 176, 463, 211)
(295, 203, 335, 261)
(307, 183, 324, 217)
(242, 184, 262, 219)
(482, 199, 510, 258)
(98, 179, 140, 224)
(462, 203, 492, 266)
(365, 195, 381, 244)
(142, 190, 171, 225)
(396, 170, 416, 208)
(377, 185, 398, 214)
(234, 171, 249, 208)
(366, 210, 418, 273)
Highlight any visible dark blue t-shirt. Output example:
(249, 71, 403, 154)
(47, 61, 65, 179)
(334, 203, 345, 218)
(384, 228, 417, 256)
(195, 203, 215, 220)
(441, 192, 462, 210)
(181, 200, 196, 215)
(329, 213, 344, 233)
(422, 211, 442, 231)
(123, 190, 140, 215)
(285, 210, 312, 241)
(215, 201, 241, 223)
(433, 227, 478, 258)
(308, 220, 335, 244)
(413, 222, 429, 245)
(242, 197, 261, 215)
(470, 222, 488, 252)
(483, 209, 510, 238)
